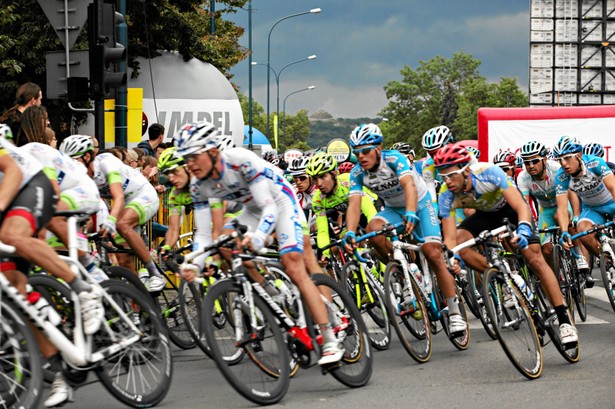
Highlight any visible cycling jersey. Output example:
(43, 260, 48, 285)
(312, 173, 377, 254)
(439, 162, 514, 219)
(0, 136, 42, 189)
(21, 143, 100, 213)
(517, 160, 561, 209)
(349, 150, 428, 207)
(190, 147, 305, 255)
(168, 187, 192, 216)
(92, 152, 150, 201)
(555, 154, 614, 207)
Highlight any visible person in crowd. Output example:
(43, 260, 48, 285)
(138, 123, 165, 157)
(0, 82, 42, 138)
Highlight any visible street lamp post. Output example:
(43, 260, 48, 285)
(253, 54, 316, 150)
(266, 8, 321, 139)
(282, 85, 315, 150)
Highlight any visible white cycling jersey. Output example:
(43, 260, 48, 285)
(0, 136, 42, 189)
(92, 152, 150, 201)
(555, 154, 614, 207)
(517, 160, 561, 209)
(349, 150, 428, 208)
(21, 143, 90, 190)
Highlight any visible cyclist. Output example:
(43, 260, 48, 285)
(174, 121, 345, 365)
(554, 136, 615, 285)
(338, 161, 355, 174)
(421, 125, 454, 207)
(60, 135, 164, 291)
(516, 140, 590, 282)
(0, 133, 103, 407)
(344, 123, 467, 334)
(433, 143, 578, 345)
(492, 149, 517, 181)
(288, 156, 316, 222)
(583, 142, 615, 171)
(307, 152, 377, 265)
(391, 142, 416, 166)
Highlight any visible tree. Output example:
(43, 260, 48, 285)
(281, 109, 310, 151)
(379, 52, 527, 154)
(0, 0, 249, 136)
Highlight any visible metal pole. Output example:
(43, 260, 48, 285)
(116, 0, 127, 147)
(275, 55, 316, 140)
(248, 1, 253, 151)
(282, 85, 314, 150)
(210, 1, 215, 34)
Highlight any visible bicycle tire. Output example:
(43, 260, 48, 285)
(483, 267, 543, 380)
(573, 278, 587, 323)
(552, 245, 575, 320)
(533, 282, 580, 364)
(435, 282, 470, 351)
(201, 278, 290, 405)
(104, 265, 149, 299)
(468, 269, 497, 340)
(383, 262, 432, 364)
(599, 252, 615, 313)
(95, 281, 173, 408)
(151, 275, 197, 350)
(342, 261, 391, 351)
(311, 273, 373, 388)
(460, 269, 481, 319)
(0, 298, 44, 409)
(180, 280, 214, 358)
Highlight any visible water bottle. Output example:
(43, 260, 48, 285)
(27, 290, 62, 326)
(510, 271, 533, 300)
(409, 262, 424, 289)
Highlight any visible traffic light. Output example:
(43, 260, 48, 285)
(88, 0, 127, 99)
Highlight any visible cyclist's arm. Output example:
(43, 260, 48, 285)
(345, 195, 362, 234)
(211, 202, 224, 240)
(315, 212, 331, 257)
(502, 186, 532, 225)
(248, 178, 279, 244)
(164, 213, 181, 248)
(441, 216, 457, 251)
(192, 205, 214, 270)
(567, 190, 581, 219)
(0, 152, 22, 210)
(556, 193, 571, 233)
(604, 173, 615, 202)
(107, 182, 124, 221)
(360, 192, 377, 221)
(400, 174, 418, 215)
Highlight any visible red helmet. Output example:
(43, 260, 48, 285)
(338, 161, 355, 174)
(492, 149, 516, 168)
(433, 144, 472, 168)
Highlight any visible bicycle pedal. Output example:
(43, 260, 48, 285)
(320, 360, 342, 375)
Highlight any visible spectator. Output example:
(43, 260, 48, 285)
(0, 82, 42, 138)
(138, 123, 165, 157)
(126, 149, 139, 168)
(155, 142, 171, 158)
(16, 105, 48, 146)
(142, 155, 164, 192)
(45, 127, 57, 148)
(133, 147, 146, 168)
(114, 146, 128, 164)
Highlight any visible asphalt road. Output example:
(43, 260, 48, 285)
(61, 274, 615, 409)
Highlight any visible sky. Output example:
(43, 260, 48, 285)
(226, 0, 530, 119)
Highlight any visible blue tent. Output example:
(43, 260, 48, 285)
(243, 126, 270, 145)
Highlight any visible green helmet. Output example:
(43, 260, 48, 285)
(306, 153, 338, 177)
(157, 147, 185, 174)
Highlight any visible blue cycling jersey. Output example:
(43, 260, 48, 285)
(554, 154, 614, 207)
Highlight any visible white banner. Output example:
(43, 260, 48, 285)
(488, 117, 615, 161)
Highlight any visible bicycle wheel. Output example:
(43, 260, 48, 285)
(552, 245, 575, 319)
(483, 267, 542, 380)
(460, 269, 481, 319)
(152, 276, 197, 349)
(201, 278, 290, 405)
(533, 283, 580, 364)
(0, 299, 44, 409)
(383, 262, 432, 364)
(435, 282, 470, 351)
(467, 269, 497, 340)
(573, 277, 587, 323)
(311, 273, 373, 388)
(179, 280, 206, 352)
(599, 252, 615, 312)
(342, 261, 391, 351)
(104, 265, 149, 299)
(94, 281, 173, 407)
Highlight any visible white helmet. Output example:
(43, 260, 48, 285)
(0, 124, 13, 140)
(173, 121, 220, 156)
(59, 135, 94, 158)
(216, 134, 236, 151)
(288, 156, 310, 176)
(422, 126, 453, 151)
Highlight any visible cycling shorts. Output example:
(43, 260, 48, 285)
(372, 194, 441, 243)
(125, 183, 160, 225)
(458, 203, 540, 245)
(579, 202, 615, 225)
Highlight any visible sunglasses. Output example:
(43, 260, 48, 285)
(293, 175, 309, 182)
(523, 158, 542, 166)
(557, 154, 577, 162)
(439, 165, 468, 181)
(499, 166, 513, 172)
(352, 145, 378, 156)
(183, 148, 208, 162)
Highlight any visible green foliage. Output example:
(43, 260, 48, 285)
(379, 51, 527, 155)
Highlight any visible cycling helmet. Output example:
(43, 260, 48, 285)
(349, 123, 383, 147)
(515, 155, 523, 168)
(433, 143, 472, 168)
(338, 161, 355, 174)
(0, 124, 13, 140)
(306, 153, 337, 177)
(59, 135, 94, 158)
(492, 149, 516, 167)
(173, 121, 219, 156)
(157, 147, 185, 174)
(288, 156, 310, 176)
(583, 142, 604, 158)
(520, 140, 549, 159)
(391, 142, 413, 155)
(262, 150, 279, 166)
(552, 135, 582, 157)
(422, 125, 453, 151)
(216, 134, 236, 151)
(466, 146, 481, 160)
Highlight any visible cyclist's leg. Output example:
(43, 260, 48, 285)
(367, 208, 404, 264)
(577, 207, 607, 256)
(456, 210, 493, 273)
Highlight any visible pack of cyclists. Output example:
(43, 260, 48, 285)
(2, 115, 615, 407)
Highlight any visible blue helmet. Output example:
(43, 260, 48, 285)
(553, 135, 582, 157)
(349, 123, 383, 147)
(583, 142, 604, 158)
